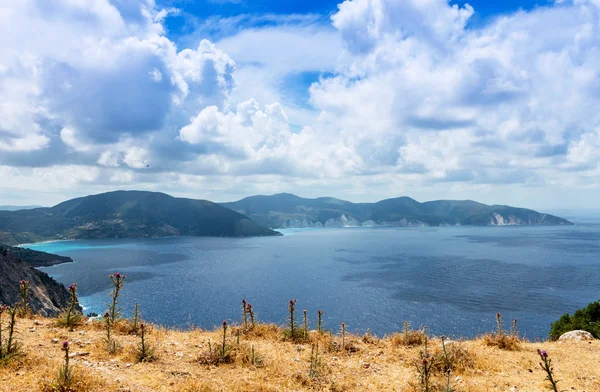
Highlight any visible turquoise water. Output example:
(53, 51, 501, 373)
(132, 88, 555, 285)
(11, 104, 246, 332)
(28, 215, 600, 340)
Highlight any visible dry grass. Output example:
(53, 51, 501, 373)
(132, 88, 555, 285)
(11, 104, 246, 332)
(482, 332, 521, 351)
(1, 315, 599, 391)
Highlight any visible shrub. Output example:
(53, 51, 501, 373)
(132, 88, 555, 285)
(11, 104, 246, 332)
(482, 313, 520, 350)
(549, 300, 600, 340)
(391, 322, 427, 347)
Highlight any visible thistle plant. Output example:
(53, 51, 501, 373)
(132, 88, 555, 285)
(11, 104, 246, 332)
(221, 321, 228, 358)
(103, 311, 117, 354)
(0, 304, 15, 360)
(416, 335, 434, 392)
(484, 313, 519, 350)
(538, 349, 560, 392)
(303, 309, 308, 340)
(496, 312, 503, 336)
(440, 335, 456, 392)
(60, 283, 82, 330)
(309, 343, 321, 378)
(0, 305, 19, 361)
(56, 340, 75, 390)
(131, 303, 141, 334)
(108, 273, 125, 325)
(136, 322, 155, 362)
(286, 299, 299, 339)
(317, 310, 323, 333)
(247, 304, 255, 329)
(18, 280, 31, 316)
(242, 299, 248, 329)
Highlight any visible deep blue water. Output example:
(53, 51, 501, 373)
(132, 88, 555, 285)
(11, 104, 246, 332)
(27, 214, 600, 340)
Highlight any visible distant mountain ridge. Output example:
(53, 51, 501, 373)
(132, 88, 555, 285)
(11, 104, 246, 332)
(0, 191, 279, 245)
(0, 205, 43, 211)
(221, 193, 573, 229)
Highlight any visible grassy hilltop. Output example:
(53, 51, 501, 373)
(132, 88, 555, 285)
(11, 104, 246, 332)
(1, 305, 598, 391)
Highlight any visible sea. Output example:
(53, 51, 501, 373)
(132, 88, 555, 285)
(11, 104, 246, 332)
(26, 211, 600, 340)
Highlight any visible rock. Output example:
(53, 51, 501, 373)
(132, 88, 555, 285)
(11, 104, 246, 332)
(69, 352, 90, 358)
(558, 330, 594, 341)
(51, 338, 59, 344)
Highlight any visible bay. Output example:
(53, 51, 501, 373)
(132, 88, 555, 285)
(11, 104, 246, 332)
(29, 212, 600, 340)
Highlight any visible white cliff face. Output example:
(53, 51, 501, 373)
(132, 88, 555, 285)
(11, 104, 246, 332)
(489, 213, 525, 225)
(280, 215, 428, 228)
(324, 214, 361, 227)
(281, 219, 323, 228)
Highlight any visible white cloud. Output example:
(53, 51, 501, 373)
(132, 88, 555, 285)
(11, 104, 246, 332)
(1, 0, 600, 209)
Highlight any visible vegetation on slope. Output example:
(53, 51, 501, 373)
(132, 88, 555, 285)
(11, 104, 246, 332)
(550, 300, 600, 340)
(1, 271, 596, 391)
(0, 305, 596, 391)
(0, 191, 280, 244)
(222, 193, 573, 228)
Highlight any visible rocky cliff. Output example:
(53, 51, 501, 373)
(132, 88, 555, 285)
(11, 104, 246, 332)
(0, 246, 78, 316)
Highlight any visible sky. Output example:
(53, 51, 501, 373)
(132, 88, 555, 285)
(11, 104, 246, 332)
(0, 0, 599, 210)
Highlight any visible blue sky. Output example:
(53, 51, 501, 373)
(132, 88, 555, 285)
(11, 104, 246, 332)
(1, 0, 599, 209)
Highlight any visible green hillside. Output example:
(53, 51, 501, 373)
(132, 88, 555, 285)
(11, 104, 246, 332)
(0, 191, 280, 244)
(222, 194, 572, 228)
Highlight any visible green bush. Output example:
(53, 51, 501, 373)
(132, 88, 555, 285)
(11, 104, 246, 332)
(549, 301, 600, 340)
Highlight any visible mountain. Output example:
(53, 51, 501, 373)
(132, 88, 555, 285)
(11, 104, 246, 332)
(0, 191, 280, 245)
(221, 193, 573, 228)
(0, 205, 43, 211)
(0, 245, 78, 316)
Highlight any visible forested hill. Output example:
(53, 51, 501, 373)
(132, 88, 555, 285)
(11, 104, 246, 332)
(0, 191, 280, 245)
(222, 193, 573, 229)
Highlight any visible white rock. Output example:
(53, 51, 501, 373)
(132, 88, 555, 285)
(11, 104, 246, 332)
(558, 330, 594, 341)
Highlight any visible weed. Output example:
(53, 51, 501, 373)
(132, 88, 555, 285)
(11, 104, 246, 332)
(18, 280, 32, 317)
(308, 343, 322, 378)
(56, 341, 75, 390)
(107, 272, 125, 324)
(415, 334, 434, 392)
(283, 299, 303, 340)
(538, 349, 561, 392)
(247, 303, 255, 329)
(131, 303, 141, 334)
(0, 305, 20, 363)
(483, 313, 520, 350)
(136, 322, 156, 362)
(242, 299, 248, 329)
(303, 309, 308, 340)
(391, 322, 427, 347)
(317, 310, 323, 333)
(103, 311, 118, 354)
(56, 284, 83, 330)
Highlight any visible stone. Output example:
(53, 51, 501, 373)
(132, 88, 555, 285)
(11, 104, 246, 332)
(558, 330, 594, 341)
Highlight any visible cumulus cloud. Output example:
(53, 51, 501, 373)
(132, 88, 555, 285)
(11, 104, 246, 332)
(1, 0, 600, 208)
